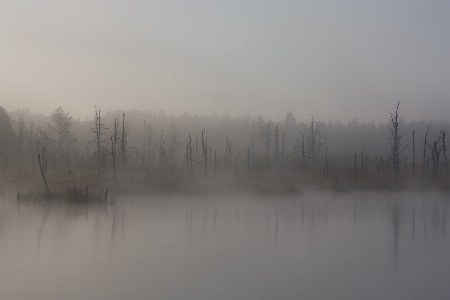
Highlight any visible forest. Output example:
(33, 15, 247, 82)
(0, 102, 449, 201)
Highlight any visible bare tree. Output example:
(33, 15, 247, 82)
(303, 116, 326, 171)
(143, 119, 156, 169)
(388, 102, 406, 181)
(429, 130, 447, 179)
(37, 147, 50, 201)
(66, 135, 77, 168)
(259, 120, 274, 165)
(275, 124, 279, 174)
(167, 122, 182, 173)
(120, 111, 128, 168)
(185, 133, 194, 178)
(89, 107, 108, 170)
(423, 124, 431, 178)
(412, 130, 416, 177)
(157, 128, 168, 172)
(109, 118, 119, 182)
(250, 120, 256, 167)
(443, 131, 449, 176)
(225, 137, 233, 169)
(431, 139, 440, 178)
(51, 107, 73, 160)
(281, 130, 288, 171)
(202, 130, 208, 177)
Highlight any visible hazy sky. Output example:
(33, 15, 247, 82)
(1, 1, 449, 123)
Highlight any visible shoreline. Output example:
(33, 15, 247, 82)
(1, 170, 449, 203)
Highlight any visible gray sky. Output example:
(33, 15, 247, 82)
(1, 1, 449, 123)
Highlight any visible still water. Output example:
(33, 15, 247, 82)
(1, 191, 449, 300)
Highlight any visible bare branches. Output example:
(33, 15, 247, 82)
(388, 102, 407, 181)
(120, 111, 128, 168)
(259, 121, 273, 164)
(89, 107, 108, 170)
(167, 122, 182, 173)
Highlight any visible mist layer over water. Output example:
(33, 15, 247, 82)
(1, 192, 449, 300)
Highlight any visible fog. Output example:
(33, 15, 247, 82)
(1, 1, 450, 298)
(1, 1, 450, 122)
(0, 102, 449, 215)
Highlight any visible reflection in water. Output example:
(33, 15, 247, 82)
(432, 198, 439, 233)
(36, 202, 52, 257)
(188, 202, 193, 256)
(201, 204, 207, 241)
(392, 199, 401, 273)
(443, 201, 448, 237)
(109, 204, 118, 255)
(423, 201, 427, 240)
(93, 205, 101, 253)
(275, 201, 278, 250)
(1, 192, 450, 300)
(413, 201, 415, 241)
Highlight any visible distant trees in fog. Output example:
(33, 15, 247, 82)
(2, 105, 449, 183)
(51, 106, 77, 168)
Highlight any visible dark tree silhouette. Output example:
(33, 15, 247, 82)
(304, 116, 326, 170)
(0, 106, 15, 170)
(259, 121, 273, 165)
(90, 107, 108, 170)
(120, 111, 128, 168)
(110, 118, 119, 182)
(423, 124, 431, 178)
(443, 131, 448, 175)
(389, 102, 406, 181)
(202, 130, 208, 177)
(143, 119, 155, 169)
(167, 122, 182, 173)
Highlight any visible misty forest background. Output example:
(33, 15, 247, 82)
(0, 103, 449, 194)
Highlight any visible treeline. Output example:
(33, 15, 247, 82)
(1, 104, 449, 184)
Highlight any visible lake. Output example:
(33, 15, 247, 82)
(1, 191, 449, 299)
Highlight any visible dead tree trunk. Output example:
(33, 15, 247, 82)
(111, 119, 119, 183)
(423, 124, 431, 178)
(186, 134, 194, 179)
(432, 141, 440, 178)
(225, 138, 228, 169)
(225, 138, 232, 170)
(214, 149, 217, 179)
(202, 130, 208, 177)
(361, 150, 364, 175)
(301, 135, 305, 172)
(412, 130, 415, 177)
(38, 148, 51, 201)
(281, 131, 286, 172)
(443, 131, 448, 175)
(120, 111, 127, 168)
(247, 148, 250, 176)
(236, 153, 239, 180)
(275, 124, 279, 174)
(390, 102, 400, 181)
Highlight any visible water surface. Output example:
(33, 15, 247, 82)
(1, 191, 449, 299)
